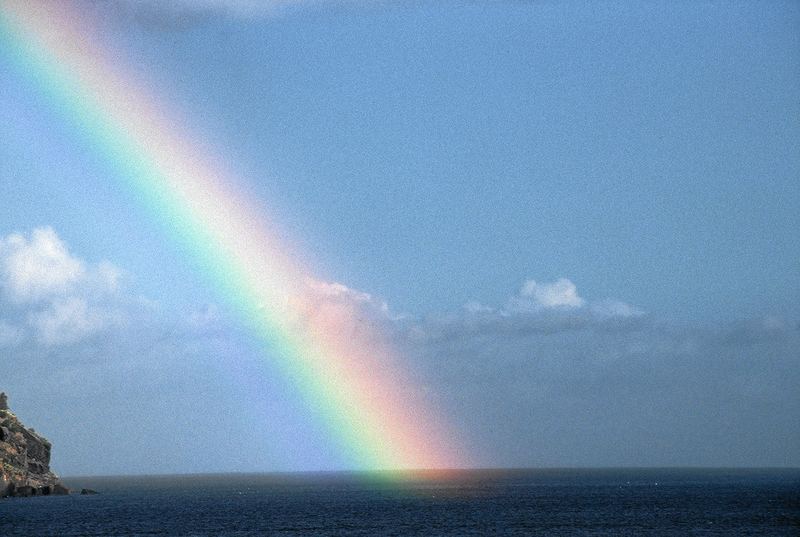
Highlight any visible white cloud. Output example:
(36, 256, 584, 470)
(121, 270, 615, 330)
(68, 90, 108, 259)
(511, 278, 585, 310)
(304, 278, 377, 305)
(463, 301, 494, 314)
(300, 277, 394, 319)
(402, 278, 644, 344)
(0, 227, 86, 304)
(272, 276, 643, 352)
(28, 297, 111, 346)
(291, 276, 643, 344)
(94, 260, 124, 294)
(591, 299, 644, 318)
(0, 228, 125, 346)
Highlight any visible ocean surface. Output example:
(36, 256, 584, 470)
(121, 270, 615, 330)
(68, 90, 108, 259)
(2, 468, 798, 536)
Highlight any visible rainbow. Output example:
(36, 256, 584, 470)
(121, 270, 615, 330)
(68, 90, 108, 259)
(0, 1, 465, 471)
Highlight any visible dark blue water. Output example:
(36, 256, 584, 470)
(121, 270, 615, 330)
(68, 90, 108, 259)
(2, 469, 798, 536)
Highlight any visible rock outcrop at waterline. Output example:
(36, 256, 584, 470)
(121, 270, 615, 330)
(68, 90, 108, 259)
(0, 392, 68, 497)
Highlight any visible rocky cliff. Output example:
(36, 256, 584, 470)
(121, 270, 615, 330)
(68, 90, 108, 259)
(0, 392, 68, 497)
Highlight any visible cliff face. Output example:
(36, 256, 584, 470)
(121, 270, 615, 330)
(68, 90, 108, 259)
(0, 393, 68, 497)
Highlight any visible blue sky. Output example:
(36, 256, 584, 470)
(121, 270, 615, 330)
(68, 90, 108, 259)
(0, 1, 798, 474)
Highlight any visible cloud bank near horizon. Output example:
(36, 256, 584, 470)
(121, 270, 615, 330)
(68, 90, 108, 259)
(0, 227, 797, 472)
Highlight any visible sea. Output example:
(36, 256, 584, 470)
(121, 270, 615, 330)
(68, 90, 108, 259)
(1, 468, 798, 536)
